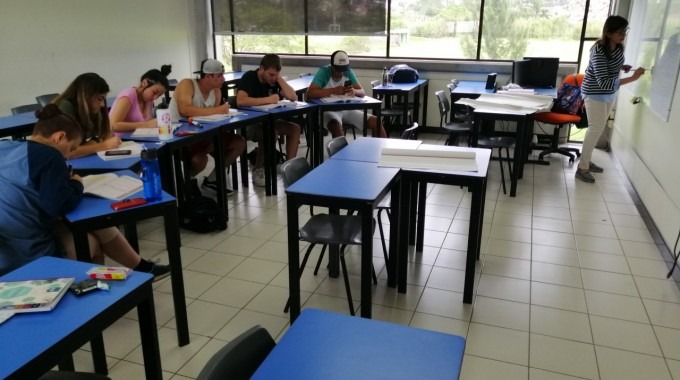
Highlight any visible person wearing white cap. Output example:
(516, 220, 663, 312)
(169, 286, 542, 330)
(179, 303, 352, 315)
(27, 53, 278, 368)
(236, 54, 301, 187)
(169, 59, 246, 194)
(306, 50, 387, 138)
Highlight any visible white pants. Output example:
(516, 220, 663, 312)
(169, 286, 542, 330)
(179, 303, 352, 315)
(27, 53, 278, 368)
(579, 97, 614, 170)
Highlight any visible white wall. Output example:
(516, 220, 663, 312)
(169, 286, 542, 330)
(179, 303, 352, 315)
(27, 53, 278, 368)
(612, 82, 680, 248)
(0, 0, 208, 115)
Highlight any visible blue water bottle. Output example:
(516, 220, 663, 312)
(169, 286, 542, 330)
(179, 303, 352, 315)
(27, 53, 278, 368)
(141, 148, 162, 202)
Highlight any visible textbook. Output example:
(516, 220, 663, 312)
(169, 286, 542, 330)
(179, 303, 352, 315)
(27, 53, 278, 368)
(0, 277, 74, 314)
(378, 146, 478, 172)
(82, 173, 143, 200)
(252, 100, 298, 110)
(320, 95, 365, 103)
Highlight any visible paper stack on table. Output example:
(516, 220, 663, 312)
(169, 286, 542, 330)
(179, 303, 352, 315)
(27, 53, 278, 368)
(378, 146, 478, 172)
(456, 93, 553, 114)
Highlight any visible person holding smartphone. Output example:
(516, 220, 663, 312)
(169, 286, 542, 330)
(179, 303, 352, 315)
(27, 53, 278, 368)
(306, 50, 387, 138)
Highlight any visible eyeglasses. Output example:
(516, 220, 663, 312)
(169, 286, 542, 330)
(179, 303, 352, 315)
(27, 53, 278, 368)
(615, 27, 630, 36)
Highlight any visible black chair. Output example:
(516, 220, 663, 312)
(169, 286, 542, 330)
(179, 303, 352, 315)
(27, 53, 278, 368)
(446, 83, 472, 122)
(281, 157, 374, 316)
(400, 122, 419, 140)
(196, 325, 275, 380)
(371, 80, 412, 137)
(460, 106, 514, 194)
(326, 136, 349, 157)
(435, 90, 470, 146)
(36, 93, 59, 107)
(11, 103, 40, 115)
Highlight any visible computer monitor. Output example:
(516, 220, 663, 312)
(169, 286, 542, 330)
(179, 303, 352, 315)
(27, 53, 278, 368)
(523, 57, 559, 88)
(512, 60, 532, 87)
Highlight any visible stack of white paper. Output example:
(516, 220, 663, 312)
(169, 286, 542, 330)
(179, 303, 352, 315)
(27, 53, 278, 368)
(320, 95, 365, 103)
(379, 147, 477, 172)
(96, 141, 144, 161)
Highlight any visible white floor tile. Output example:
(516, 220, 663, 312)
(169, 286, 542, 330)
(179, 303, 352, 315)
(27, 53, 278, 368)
(460, 355, 529, 380)
(590, 315, 662, 356)
(595, 345, 672, 380)
(530, 305, 592, 343)
(465, 323, 529, 365)
(529, 333, 598, 379)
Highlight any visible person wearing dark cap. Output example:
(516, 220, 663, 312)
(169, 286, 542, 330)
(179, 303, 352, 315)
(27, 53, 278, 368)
(306, 50, 387, 138)
(236, 54, 301, 187)
(169, 59, 246, 194)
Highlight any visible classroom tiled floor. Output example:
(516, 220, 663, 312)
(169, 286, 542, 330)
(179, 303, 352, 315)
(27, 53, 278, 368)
(75, 133, 680, 379)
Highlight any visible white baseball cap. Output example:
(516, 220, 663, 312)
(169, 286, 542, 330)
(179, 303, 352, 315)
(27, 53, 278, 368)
(194, 59, 225, 75)
(331, 50, 350, 72)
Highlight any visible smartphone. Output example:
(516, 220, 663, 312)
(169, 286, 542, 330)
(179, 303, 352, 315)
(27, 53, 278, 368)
(70, 279, 99, 296)
(111, 197, 147, 211)
(344, 80, 352, 88)
(105, 149, 132, 156)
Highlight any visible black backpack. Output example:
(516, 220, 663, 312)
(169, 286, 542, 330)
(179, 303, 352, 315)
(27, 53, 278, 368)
(388, 64, 419, 83)
(179, 180, 227, 233)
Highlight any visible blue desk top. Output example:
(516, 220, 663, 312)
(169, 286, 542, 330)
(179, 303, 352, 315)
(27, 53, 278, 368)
(223, 71, 244, 83)
(252, 309, 465, 380)
(0, 257, 152, 379)
(286, 159, 398, 202)
(450, 80, 496, 95)
(68, 153, 141, 172)
(373, 79, 428, 92)
(65, 170, 175, 222)
(287, 76, 313, 93)
(0, 113, 37, 133)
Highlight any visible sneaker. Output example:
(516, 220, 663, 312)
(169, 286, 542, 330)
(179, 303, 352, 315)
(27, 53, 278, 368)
(252, 168, 266, 187)
(575, 169, 595, 183)
(149, 263, 171, 282)
(589, 162, 604, 173)
(202, 178, 234, 196)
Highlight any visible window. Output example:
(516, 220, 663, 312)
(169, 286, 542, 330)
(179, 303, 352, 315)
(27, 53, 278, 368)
(213, 0, 612, 63)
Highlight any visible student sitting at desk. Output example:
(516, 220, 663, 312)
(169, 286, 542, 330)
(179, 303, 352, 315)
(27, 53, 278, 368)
(0, 105, 170, 279)
(306, 50, 387, 138)
(52, 73, 123, 159)
(236, 54, 301, 187)
(109, 65, 172, 132)
(169, 59, 246, 193)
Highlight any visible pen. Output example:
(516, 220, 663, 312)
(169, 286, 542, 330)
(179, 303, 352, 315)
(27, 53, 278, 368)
(187, 117, 203, 128)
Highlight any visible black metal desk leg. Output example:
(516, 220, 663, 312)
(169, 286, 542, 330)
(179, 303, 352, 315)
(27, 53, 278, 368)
(328, 208, 340, 278)
(408, 181, 418, 245)
(361, 206, 374, 318)
(286, 196, 301, 323)
(163, 206, 189, 346)
(464, 183, 483, 304)
(416, 181, 427, 252)
(398, 179, 411, 293)
(388, 178, 401, 288)
(137, 287, 163, 380)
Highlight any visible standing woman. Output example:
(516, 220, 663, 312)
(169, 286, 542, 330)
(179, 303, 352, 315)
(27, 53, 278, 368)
(109, 65, 172, 132)
(52, 73, 122, 158)
(576, 15, 645, 183)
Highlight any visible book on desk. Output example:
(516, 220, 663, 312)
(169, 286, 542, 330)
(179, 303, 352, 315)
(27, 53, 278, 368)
(82, 172, 143, 200)
(0, 277, 74, 314)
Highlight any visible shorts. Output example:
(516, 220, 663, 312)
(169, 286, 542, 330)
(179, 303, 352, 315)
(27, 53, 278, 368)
(245, 123, 264, 142)
(323, 110, 367, 130)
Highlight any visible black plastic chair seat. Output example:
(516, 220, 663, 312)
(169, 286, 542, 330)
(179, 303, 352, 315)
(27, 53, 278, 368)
(478, 136, 515, 149)
(300, 214, 364, 245)
(443, 121, 470, 133)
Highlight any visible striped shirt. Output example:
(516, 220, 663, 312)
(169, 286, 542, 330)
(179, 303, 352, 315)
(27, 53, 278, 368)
(582, 43, 625, 96)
